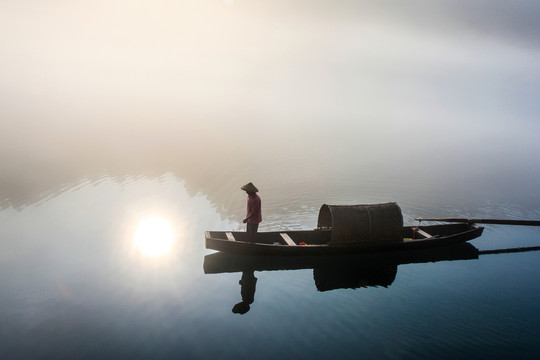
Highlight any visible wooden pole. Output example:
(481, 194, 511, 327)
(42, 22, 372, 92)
(415, 218, 540, 226)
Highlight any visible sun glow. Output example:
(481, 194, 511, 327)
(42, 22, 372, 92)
(133, 217, 175, 257)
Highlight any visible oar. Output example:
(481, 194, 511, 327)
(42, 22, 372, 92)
(415, 217, 540, 226)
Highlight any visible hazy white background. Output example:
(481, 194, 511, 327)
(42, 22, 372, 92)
(1, 0, 539, 212)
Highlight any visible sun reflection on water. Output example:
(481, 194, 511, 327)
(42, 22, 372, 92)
(133, 216, 176, 257)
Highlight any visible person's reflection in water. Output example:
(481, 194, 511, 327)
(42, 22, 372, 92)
(232, 271, 257, 315)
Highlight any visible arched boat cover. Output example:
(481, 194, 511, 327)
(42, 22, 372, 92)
(317, 203, 403, 243)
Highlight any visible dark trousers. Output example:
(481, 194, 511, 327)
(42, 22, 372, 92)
(247, 223, 259, 243)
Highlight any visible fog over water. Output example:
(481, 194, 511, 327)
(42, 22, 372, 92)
(1, 2, 540, 359)
(2, 1, 539, 213)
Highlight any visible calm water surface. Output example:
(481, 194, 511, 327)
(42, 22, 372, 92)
(1, 167, 540, 359)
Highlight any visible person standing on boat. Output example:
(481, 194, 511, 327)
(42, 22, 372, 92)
(241, 182, 262, 243)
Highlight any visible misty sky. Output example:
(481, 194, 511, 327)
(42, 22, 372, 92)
(1, 0, 539, 191)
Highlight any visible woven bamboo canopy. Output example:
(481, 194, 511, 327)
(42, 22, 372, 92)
(317, 203, 403, 243)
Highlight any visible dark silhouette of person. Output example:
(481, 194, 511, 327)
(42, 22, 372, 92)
(232, 271, 257, 315)
(241, 182, 262, 243)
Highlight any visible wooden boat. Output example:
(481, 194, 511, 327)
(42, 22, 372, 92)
(205, 203, 484, 256)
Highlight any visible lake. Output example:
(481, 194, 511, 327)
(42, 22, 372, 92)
(1, 1, 540, 359)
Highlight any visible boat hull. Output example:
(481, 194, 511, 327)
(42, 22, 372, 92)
(205, 224, 484, 256)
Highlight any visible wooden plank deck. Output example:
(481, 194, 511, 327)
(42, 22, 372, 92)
(280, 233, 297, 246)
(416, 229, 433, 238)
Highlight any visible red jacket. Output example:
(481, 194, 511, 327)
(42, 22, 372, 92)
(246, 194, 262, 224)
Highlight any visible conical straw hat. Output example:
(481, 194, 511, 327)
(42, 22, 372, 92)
(241, 182, 259, 193)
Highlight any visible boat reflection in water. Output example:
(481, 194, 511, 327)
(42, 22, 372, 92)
(313, 263, 397, 292)
(205, 243, 482, 314)
(205, 243, 540, 313)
